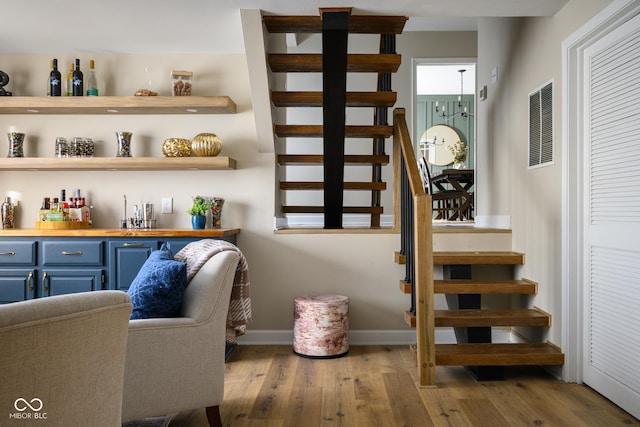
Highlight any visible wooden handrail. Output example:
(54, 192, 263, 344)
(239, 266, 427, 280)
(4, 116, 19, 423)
(393, 107, 436, 387)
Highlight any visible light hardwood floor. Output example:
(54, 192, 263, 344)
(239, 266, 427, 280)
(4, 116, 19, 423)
(170, 345, 639, 427)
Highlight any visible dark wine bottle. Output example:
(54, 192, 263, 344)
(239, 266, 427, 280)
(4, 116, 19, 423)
(72, 58, 83, 96)
(49, 58, 62, 96)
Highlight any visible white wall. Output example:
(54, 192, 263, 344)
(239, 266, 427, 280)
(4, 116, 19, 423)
(476, 0, 614, 346)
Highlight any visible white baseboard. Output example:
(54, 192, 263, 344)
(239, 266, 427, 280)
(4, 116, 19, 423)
(237, 328, 513, 346)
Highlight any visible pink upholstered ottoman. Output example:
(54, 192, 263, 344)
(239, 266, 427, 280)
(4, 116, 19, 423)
(293, 294, 349, 358)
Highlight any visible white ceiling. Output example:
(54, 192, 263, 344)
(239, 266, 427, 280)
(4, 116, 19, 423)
(2, 0, 567, 54)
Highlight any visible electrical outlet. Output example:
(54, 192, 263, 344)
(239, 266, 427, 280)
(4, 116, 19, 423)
(161, 197, 173, 214)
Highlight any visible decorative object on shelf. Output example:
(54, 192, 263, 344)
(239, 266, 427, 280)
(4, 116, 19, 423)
(448, 140, 468, 169)
(0, 70, 12, 96)
(434, 69, 474, 121)
(210, 197, 225, 228)
(162, 138, 192, 157)
(1, 197, 15, 229)
(171, 70, 193, 96)
(186, 196, 212, 230)
(116, 131, 133, 157)
(191, 133, 222, 157)
(7, 131, 25, 158)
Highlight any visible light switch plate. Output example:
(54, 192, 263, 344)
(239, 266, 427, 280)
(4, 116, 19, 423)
(161, 197, 173, 214)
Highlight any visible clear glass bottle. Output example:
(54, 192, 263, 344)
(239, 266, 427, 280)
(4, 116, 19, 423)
(86, 59, 98, 96)
(1, 197, 15, 229)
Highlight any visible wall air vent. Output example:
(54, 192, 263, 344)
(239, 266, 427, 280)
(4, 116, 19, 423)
(528, 81, 554, 168)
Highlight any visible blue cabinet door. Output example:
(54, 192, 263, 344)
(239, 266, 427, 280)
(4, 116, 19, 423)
(41, 268, 104, 297)
(0, 269, 36, 303)
(108, 239, 160, 292)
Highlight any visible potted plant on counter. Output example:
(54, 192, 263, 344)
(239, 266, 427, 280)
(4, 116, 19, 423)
(186, 196, 212, 230)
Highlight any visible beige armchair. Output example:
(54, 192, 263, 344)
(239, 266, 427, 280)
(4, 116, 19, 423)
(121, 249, 240, 427)
(0, 291, 132, 427)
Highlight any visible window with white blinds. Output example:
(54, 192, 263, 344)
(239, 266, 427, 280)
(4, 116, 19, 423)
(528, 81, 554, 168)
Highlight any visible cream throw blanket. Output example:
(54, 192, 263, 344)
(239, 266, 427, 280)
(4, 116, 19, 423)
(175, 239, 251, 342)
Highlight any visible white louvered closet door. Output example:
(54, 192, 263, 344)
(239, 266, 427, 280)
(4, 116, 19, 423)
(583, 13, 640, 419)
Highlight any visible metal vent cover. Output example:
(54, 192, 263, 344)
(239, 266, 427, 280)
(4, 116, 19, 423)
(528, 81, 554, 168)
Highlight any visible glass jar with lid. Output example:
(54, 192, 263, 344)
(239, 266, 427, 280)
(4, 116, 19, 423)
(55, 137, 68, 158)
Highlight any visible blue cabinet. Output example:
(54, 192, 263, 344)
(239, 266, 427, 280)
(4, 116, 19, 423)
(0, 233, 238, 303)
(108, 239, 160, 292)
(0, 240, 37, 302)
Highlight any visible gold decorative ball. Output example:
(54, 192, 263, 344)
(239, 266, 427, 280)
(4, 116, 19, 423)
(162, 138, 192, 157)
(191, 133, 222, 157)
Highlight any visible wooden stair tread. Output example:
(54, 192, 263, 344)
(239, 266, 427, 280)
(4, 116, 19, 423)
(281, 181, 387, 190)
(271, 91, 397, 107)
(400, 279, 538, 295)
(275, 124, 393, 138)
(435, 279, 538, 295)
(435, 343, 565, 366)
(434, 309, 551, 327)
(268, 54, 401, 73)
(278, 155, 389, 166)
(263, 15, 407, 34)
(282, 206, 383, 214)
(434, 251, 525, 265)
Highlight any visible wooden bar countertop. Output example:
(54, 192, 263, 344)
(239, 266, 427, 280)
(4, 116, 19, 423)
(0, 228, 240, 237)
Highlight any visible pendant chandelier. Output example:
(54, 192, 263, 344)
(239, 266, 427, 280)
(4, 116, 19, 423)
(434, 69, 474, 120)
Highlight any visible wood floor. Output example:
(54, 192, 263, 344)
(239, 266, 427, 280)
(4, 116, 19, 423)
(169, 345, 639, 427)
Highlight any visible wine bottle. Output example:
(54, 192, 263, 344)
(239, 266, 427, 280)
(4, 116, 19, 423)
(49, 58, 62, 96)
(86, 59, 98, 96)
(72, 58, 83, 96)
(66, 63, 74, 96)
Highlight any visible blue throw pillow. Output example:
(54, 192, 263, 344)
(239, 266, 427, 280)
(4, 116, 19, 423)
(127, 243, 188, 319)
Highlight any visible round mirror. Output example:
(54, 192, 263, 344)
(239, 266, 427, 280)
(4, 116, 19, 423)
(418, 125, 460, 166)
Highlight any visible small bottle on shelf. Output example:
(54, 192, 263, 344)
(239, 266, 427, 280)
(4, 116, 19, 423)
(66, 63, 74, 96)
(72, 58, 83, 96)
(86, 59, 98, 96)
(49, 58, 62, 96)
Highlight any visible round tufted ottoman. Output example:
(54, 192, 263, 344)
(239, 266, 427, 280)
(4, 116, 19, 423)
(293, 294, 349, 358)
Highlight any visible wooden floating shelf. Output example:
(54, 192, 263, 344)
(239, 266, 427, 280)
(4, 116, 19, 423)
(0, 157, 237, 171)
(0, 96, 237, 114)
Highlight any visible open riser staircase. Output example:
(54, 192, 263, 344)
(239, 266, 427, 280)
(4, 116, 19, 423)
(397, 248, 564, 380)
(262, 8, 407, 229)
(256, 7, 564, 386)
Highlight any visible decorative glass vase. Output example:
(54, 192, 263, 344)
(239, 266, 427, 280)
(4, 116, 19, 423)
(210, 197, 225, 228)
(115, 131, 133, 157)
(191, 215, 206, 230)
(7, 132, 25, 158)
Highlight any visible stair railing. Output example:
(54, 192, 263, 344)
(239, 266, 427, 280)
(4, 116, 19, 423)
(393, 108, 436, 387)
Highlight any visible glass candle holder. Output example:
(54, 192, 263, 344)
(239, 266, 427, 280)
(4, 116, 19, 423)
(7, 132, 25, 158)
(116, 131, 133, 157)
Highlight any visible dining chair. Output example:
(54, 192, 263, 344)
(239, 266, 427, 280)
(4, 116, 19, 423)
(418, 157, 464, 220)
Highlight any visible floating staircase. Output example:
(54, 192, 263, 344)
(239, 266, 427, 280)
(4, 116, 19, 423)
(397, 246, 564, 379)
(262, 9, 407, 229)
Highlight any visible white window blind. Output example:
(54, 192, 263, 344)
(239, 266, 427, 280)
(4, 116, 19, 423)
(528, 82, 554, 168)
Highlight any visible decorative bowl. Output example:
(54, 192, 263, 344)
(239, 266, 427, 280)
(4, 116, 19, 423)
(162, 138, 192, 157)
(191, 133, 222, 157)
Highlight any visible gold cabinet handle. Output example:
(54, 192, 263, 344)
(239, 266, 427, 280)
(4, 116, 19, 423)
(61, 251, 83, 255)
(27, 271, 33, 292)
(123, 243, 144, 247)
(0, 251, 15, 255)
(42, 271, 48, 292)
